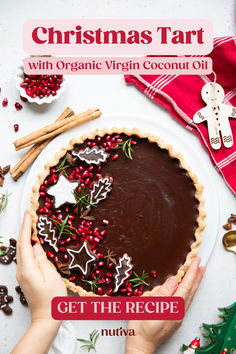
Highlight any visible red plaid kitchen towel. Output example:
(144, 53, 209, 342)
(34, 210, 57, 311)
(125, 36, 236, 194)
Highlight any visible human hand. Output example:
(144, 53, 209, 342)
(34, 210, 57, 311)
(125, 257, 205, 354)
(16, 210, 67, 324)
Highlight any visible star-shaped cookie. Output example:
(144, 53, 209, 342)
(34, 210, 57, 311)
(68, 242, 97, 276)
(47, 175, 78, 209)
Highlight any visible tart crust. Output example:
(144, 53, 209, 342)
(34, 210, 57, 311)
(30, 127, 206, 296)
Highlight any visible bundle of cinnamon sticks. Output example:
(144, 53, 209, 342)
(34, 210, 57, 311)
(11, 107, 101, 181)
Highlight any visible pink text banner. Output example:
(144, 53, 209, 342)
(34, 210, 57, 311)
(24, 56, 212, 75)
(51, 296, 185, 320)
(23, 19, 213, 55)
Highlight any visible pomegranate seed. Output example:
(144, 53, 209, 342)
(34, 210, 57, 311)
(102, 219, 109, 226)
(127, 292, 132, 296)
(100, 230, 106, 237)
(95, 270, 101, 275)
(98, 253, 104, 258)
(64, 254, 69, 261)
(120, 288, 127, 293)
(53, 256, 58, 264)
(106, 272, 112, 278)
(14, 102, 23, 111)
(112, 154, 119, 161)
(39, 237, 44, 244)
(47, 251, 54, 258)
(133, 289, 139, 296)
(59, 240, 65, 245)
(14, 124, 19, 132)
(69, 276, 76, 282)
(126, 286, 132, 293)
(59, 247, 66, 253)
(152, 270, 157, 278)
(137, 290, 143, 296)
(106, 289, 112, 296)
(97, 287, 103, 295)
(20, 95, 28, 102)
(105, 278, 111, 285)
(98, 261, 104, 267)
(2, 98, 8, 106)
(107, 263, 113, 269)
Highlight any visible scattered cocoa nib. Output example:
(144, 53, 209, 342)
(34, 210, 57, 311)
(223, 223, 232, 231)
(0, 165, 10, 187)
(66, 153, 77, 166)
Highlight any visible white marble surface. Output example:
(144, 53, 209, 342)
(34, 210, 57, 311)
(0, 1, 235, 353)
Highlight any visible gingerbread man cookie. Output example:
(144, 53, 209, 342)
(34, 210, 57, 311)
(193, 82, 236, 150)
(0, 238, 17, 264)
(0, 285, 13, 315)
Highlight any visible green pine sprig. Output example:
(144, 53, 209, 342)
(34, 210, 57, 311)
(0, 236, 6, 257)
(130, 270, 149, 287)
(56, 156, 70, 177)
(112, 138, 133, 160)
(73, 188, 96, 214)
(50, 215, 77, 240)
(77, 329, 99, 352)
(0, 190, 12, 214)
(82, 274, 101, 293)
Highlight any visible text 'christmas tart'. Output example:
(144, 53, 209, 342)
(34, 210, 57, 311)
(30, 128, 206, 296)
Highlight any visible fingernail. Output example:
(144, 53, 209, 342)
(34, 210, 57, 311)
(166, 277, 178, 290)
(33, 243, 44, 256)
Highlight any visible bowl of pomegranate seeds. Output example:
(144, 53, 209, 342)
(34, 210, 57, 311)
(16, 64, 66, 104)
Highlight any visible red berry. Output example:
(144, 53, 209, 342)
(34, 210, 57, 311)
(69, 276, 76, 282)
(2, 98, 8, 106)
(102, 219, 109, 226)
(14, 124, 19, 132)
(106, 289, 112, 296)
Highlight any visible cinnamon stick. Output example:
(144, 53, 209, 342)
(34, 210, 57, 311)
(14, 108, 101, 151)
(11, 107, 74, 181)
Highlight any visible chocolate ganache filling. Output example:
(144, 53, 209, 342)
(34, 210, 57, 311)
(37, 133, 199, 296)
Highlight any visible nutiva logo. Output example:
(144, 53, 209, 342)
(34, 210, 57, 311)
(101, 327, 135, 337)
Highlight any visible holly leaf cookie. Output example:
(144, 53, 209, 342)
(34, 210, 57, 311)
(114, 254, 133, 293)
(38, 216, 58, 252)
(90, 177, 112, 205)
(0, 285, 13, 315)
(0, 238, 17, 264)
(73, 146, 109, 165)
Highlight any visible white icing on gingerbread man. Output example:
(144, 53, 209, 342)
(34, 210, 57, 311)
(193, 82, 236, 150)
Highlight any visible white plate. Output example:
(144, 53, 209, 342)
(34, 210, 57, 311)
(20, 114, 219, 354)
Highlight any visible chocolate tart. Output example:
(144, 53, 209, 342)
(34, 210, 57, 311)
(30, 128, 206, 296)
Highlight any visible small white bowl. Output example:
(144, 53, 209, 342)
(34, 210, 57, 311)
(15, 63, 66, 105)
